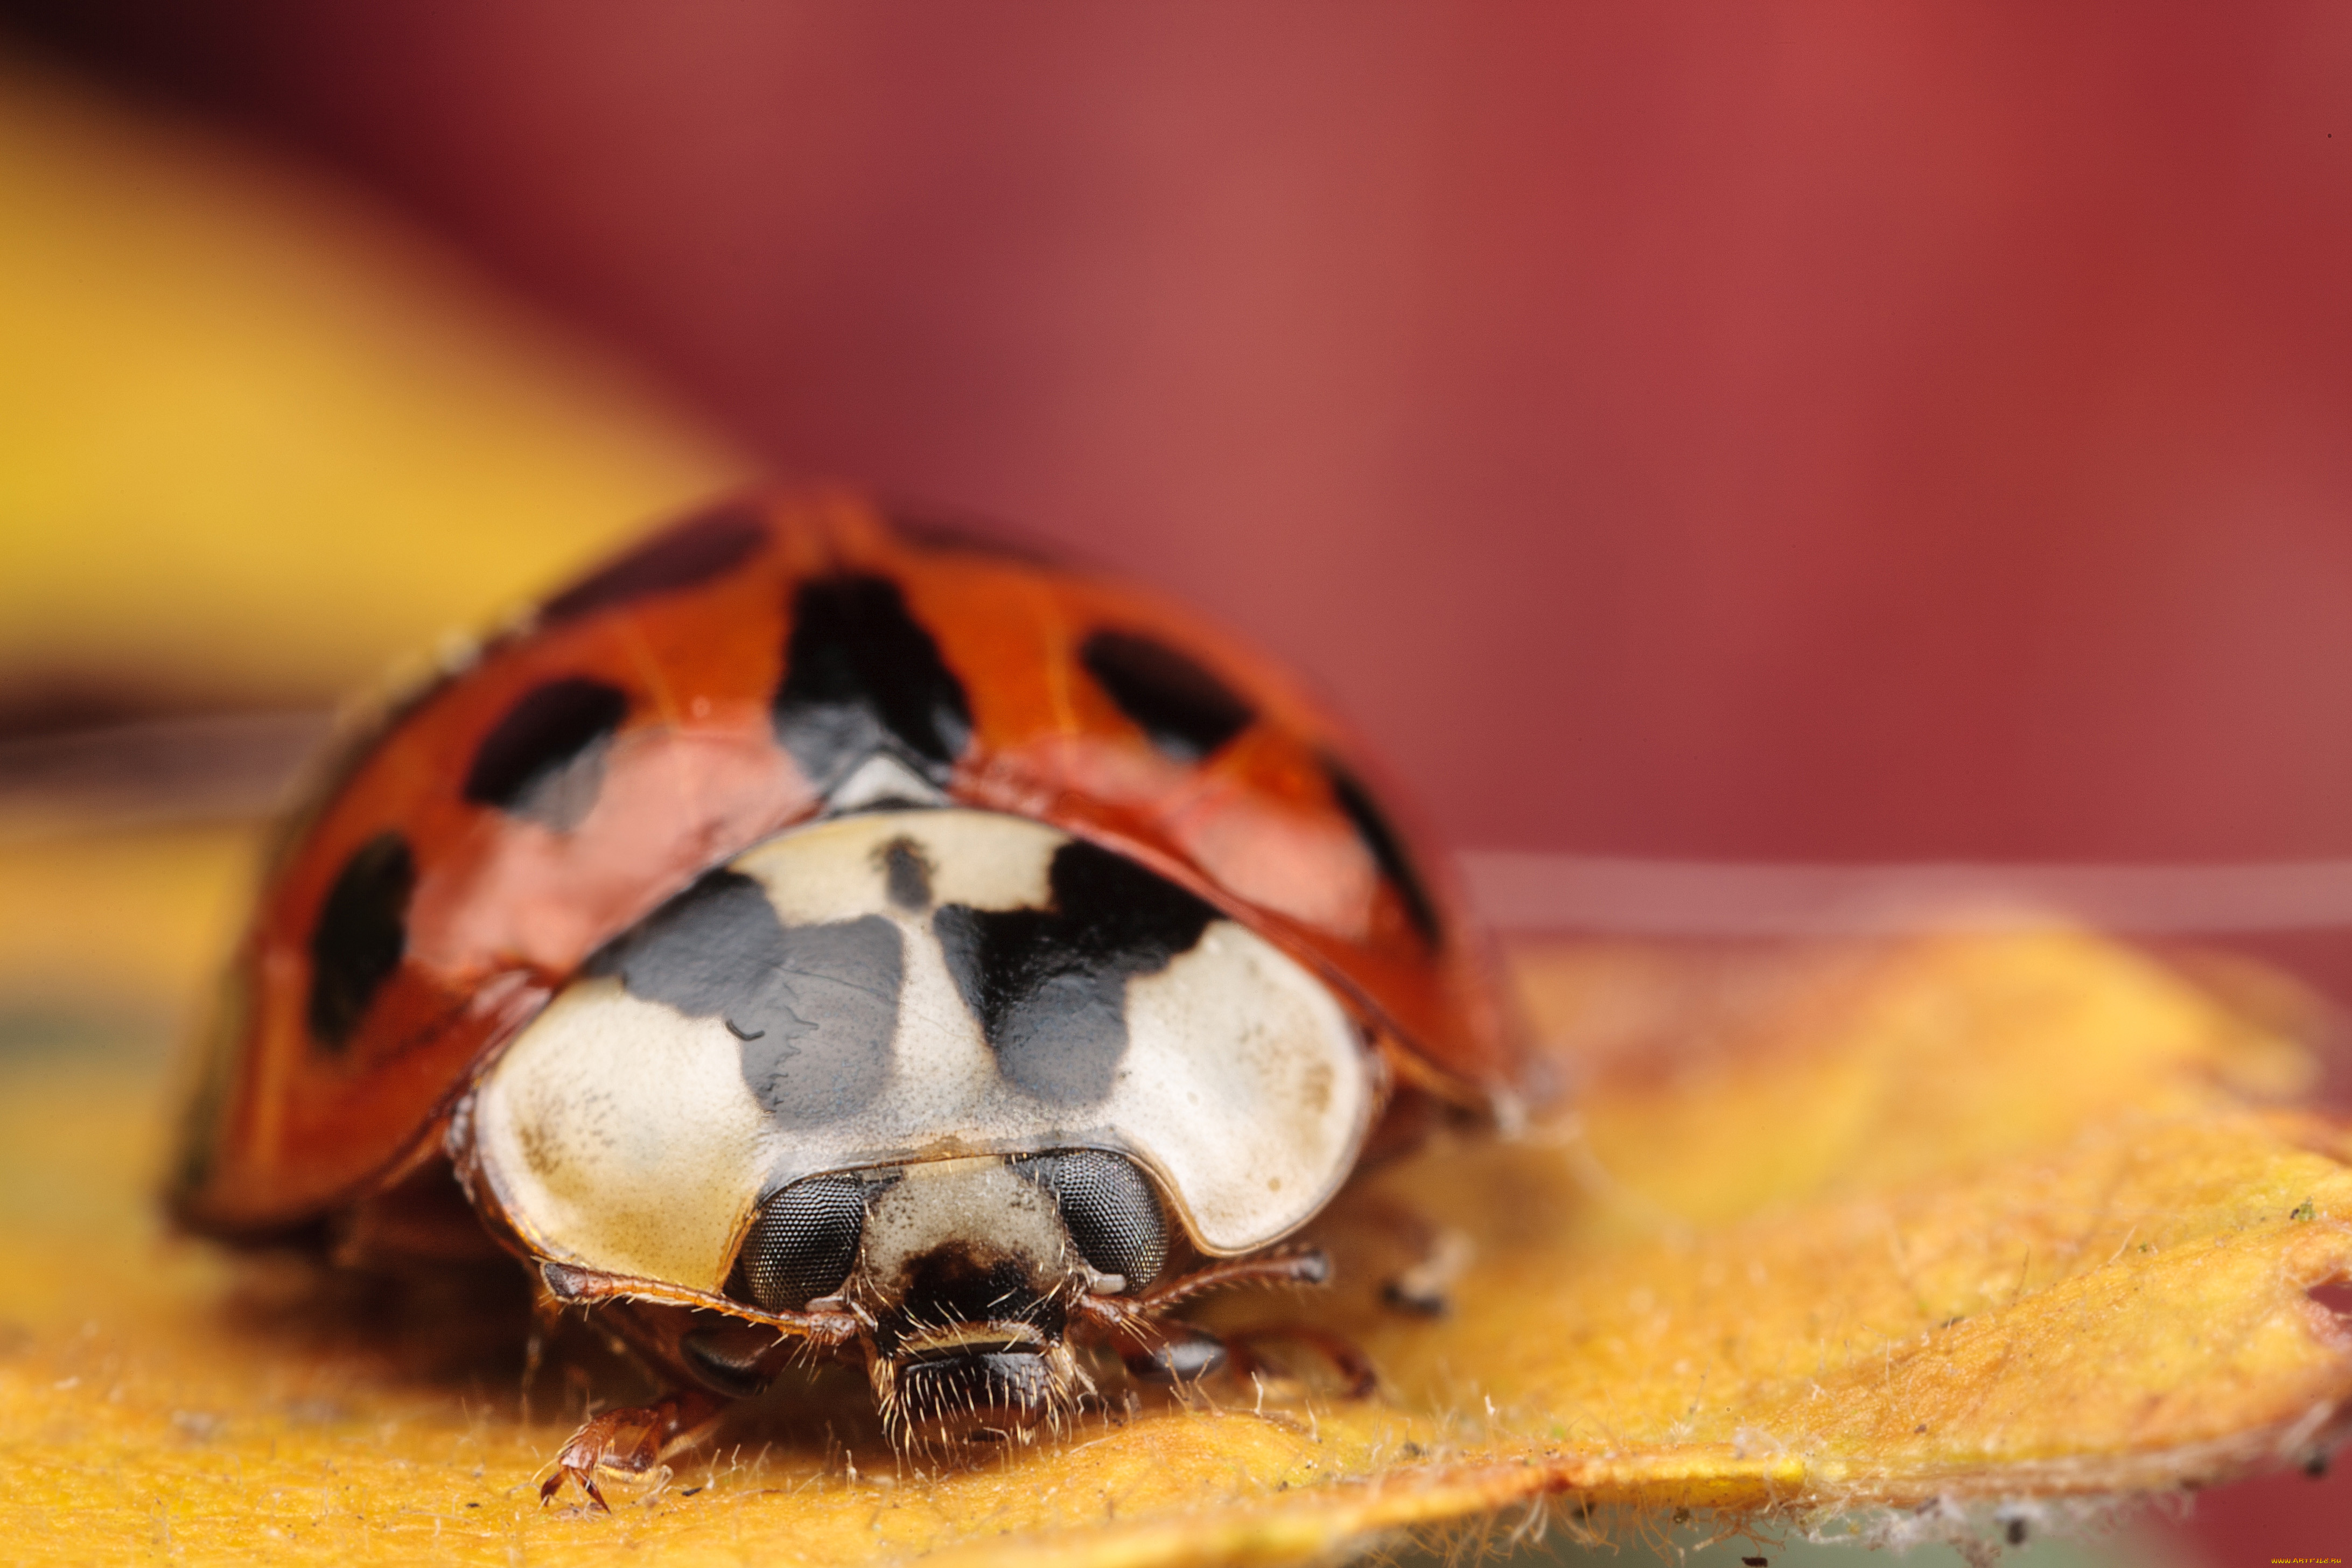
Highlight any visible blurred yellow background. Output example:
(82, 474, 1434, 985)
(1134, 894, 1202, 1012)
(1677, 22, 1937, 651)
(0, 51, 747, 710)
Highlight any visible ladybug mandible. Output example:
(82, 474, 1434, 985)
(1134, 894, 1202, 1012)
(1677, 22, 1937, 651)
(171, 488, 1527, 1506)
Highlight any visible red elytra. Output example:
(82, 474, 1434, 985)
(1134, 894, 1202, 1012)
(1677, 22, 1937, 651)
(171, 487, 1525, 1236)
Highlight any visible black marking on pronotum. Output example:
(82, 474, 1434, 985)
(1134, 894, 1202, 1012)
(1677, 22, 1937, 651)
(933, 841, 1216, 1105)
(877, 836, 934, 912)
(587, 869, 903, 1127)
(461, 676, 628, 831)
(773, 574, 973, 793)
(1319, 754, 1443, 947)
(1078, 629, 1254, 764)
(307, 830, 416, 1049)
(540, 502, 768, 623)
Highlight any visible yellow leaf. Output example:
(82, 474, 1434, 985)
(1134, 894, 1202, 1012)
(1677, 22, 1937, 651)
(0, 865, 2345, 1565)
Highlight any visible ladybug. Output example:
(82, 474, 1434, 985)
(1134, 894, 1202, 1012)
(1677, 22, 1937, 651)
(170, 488, 1528, 1507)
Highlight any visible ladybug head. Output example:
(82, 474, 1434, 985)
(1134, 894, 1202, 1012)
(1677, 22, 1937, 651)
(726, 1150, 1167, 1446)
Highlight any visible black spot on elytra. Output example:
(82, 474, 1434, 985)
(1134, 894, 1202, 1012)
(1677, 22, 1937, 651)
(772, 575, 972, 793)
(1079, 629, 1255, 764)
(307, 831, 415, 1050)
(877, 836, 934, 912)
(540, 503, 768, 624)
(587, 869, 902, 1128)
(461, 677, 627, 831)
(1320, 754, 1443, 947)
(933, 841, 1216, 1105)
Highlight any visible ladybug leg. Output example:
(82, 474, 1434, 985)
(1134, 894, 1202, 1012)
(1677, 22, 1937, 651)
(1127, 1247, 1331, 1312)
(519, 1281, 571, 1425)
(1223, 1326, 1380, 1400)
(538, 1388, 726, 1512)
(1379, 1223, 1474, 1319)
(1108, 1318, 1230, 1388)
(1070, 1250, 1375, 1399)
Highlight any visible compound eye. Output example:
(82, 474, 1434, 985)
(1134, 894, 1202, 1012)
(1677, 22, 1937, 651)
(1019, 1150, 1167, 1290)
(731, 1173, 866, 1311)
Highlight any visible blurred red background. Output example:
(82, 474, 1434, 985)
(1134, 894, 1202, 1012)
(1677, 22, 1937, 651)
(5, 4, 2349, 1560)
(15, 1, 2351, 870)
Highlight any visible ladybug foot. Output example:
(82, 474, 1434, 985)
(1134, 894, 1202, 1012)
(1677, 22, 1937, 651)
(1226, 1326, 1380, 1399)
(1379, 1224, 1474, 1319)
(539, 1389, 726, 1511)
